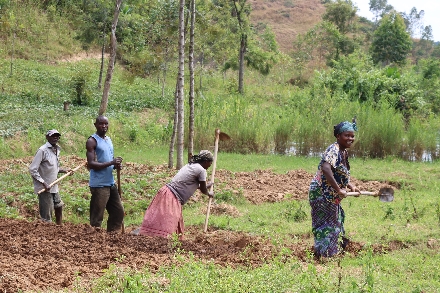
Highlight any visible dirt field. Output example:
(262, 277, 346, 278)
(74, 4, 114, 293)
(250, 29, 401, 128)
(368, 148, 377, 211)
(0, 156, 399, 292)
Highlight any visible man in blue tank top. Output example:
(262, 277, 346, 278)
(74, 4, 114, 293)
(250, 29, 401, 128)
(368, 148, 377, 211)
(86, 115, 124, 232)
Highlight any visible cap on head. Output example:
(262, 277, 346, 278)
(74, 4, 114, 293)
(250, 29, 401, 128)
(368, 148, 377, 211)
(46, 129, 61, 137)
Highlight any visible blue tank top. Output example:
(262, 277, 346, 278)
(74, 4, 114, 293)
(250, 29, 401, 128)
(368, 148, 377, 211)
(89, 133, 115, 187)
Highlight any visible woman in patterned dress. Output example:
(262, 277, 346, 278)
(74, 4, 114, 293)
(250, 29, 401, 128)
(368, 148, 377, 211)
(309, 118, 359, 257)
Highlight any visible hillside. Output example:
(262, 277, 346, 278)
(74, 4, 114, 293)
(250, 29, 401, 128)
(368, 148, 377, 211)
(250, 0, 326, 53)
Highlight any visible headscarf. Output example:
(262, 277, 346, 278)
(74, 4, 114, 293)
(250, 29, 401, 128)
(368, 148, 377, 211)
(333, 117, 357, 137)
(190, 150, 214, 164)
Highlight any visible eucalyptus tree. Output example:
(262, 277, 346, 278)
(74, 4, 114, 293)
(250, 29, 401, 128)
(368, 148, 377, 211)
(217, 0, 280, 94)
(401, 7, 425, 38)
(99, 0, 123, 115)
(323, 0, 360, 62)
(190, 0, 236, 89)
(175, 0, 186, 169)
(188, 0, 196, 162)
(368, 0, 393, 24)
(370, 11, 412, 66)
(412, 25, 434, 62)
(231, 0, 250, 94)
(141, 1, 179, 97)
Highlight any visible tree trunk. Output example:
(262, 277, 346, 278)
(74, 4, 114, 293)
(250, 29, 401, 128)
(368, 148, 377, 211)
(176, 0, 186, 169)
(199, 50, 204, 89)
(188, 0, 196, 162)
(233, 0, 248, 95)
(238, 33, 246, 94)
(98, 24, 106, 89)
(168, 81, 179, 169)
(99, 0, 122, 116)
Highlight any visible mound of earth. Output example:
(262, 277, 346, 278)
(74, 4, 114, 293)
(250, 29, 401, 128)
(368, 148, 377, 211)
(1, 217, 414, 292)
(211, 168, 396, 204)
(0, 218, 304, 292)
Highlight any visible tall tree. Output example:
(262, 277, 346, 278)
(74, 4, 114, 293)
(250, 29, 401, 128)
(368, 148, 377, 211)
(411, 25, 434, 62)
(188, 0, 196, 162)
(370, 11, 412, 66)
(222, 0, 279, 94)
(190, 0, 236, 90)
(232, 0, 250, 94)
(99, 0, 123, 115)
(143, 1, 179, 96)
(168, 82, 179, 169)
(175, 0, 186, 169)
(401, 7, 424, 38)
(369, 0, 393, 23)
(321, 0, 358, 63)
(322, 0, 357, 35)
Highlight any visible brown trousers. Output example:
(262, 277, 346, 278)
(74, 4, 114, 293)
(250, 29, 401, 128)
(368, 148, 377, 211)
(89, 185, 124, 232)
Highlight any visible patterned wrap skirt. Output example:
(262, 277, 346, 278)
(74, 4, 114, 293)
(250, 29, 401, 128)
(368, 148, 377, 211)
(309, 189, 345, 257)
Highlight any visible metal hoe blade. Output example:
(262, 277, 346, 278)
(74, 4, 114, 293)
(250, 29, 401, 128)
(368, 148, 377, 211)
(378, 187, 394, 202)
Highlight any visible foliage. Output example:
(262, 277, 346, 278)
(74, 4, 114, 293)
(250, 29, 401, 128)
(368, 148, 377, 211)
(369, 0, 394, 23)
(291, 21, 343, 73)
(322, 0, 357, 34)
(370, 12, 412, 65)
(245, 22, 280, 74)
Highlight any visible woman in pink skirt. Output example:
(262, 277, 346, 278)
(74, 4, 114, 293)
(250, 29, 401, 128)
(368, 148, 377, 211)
(132, 150, 214, 239)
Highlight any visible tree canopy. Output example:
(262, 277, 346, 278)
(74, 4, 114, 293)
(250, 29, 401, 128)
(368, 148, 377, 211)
(370, 12, 412, 65)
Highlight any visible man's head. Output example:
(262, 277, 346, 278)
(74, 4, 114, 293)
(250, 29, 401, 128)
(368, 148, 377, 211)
(94, 115, 109, 137)
(46, 129, 61, 146)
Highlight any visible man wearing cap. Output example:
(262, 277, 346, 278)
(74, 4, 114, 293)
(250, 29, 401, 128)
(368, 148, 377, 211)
(29, 129, 72, 225)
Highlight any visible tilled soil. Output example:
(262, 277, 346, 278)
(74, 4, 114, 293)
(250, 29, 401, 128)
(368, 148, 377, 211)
(0, 156, 399, 292)
(0, 219, 287, 291)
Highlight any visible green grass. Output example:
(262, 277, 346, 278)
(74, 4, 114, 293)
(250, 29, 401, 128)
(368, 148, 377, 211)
(4, 146, 440, 292)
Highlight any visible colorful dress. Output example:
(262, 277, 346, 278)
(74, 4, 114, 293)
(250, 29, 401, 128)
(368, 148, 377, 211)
(309, 142, 350, 257)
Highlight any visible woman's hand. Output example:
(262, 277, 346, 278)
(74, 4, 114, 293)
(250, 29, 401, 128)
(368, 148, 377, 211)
(347, 183, 360, 193)
(337, 188, 347, 198)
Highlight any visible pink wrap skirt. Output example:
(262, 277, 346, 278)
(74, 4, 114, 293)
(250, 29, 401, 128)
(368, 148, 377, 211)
(139, 185, 184, 239)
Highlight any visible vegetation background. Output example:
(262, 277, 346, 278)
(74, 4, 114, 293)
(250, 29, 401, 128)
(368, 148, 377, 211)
(1, 0, 440, 292)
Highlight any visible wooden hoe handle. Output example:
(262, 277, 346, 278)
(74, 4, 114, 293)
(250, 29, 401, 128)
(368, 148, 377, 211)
(203, 129, 220, 232)
(37, 162, 87, 194)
